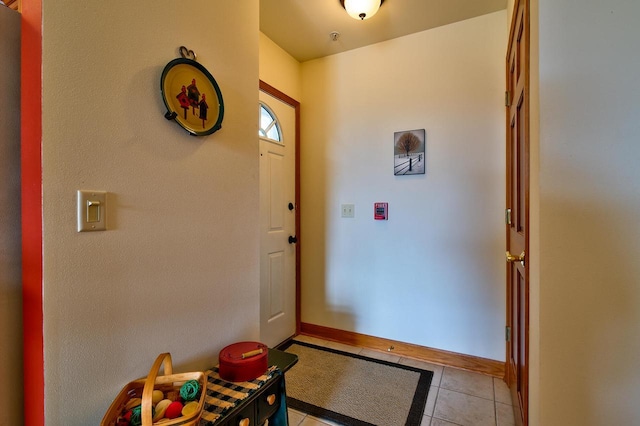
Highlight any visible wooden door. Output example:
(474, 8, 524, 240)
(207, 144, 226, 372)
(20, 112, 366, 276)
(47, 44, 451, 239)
(259, 82, 300, 347)
(506, 1, 529, 425)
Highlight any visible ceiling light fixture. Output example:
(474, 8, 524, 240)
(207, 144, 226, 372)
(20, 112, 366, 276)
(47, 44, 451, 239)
(339, 0, 385, 21)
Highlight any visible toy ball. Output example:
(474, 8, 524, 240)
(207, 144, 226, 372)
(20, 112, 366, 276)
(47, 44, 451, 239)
(165, 401, 184, 419)
(152, 389, 164, 405)
(179, 380, 200, 401)
(153, 399, 172, 422)
(166, 390, 180, 401)
(129, 405, 154, 426)
(125, 397, 142, 411)
(182, 401, 199, 417)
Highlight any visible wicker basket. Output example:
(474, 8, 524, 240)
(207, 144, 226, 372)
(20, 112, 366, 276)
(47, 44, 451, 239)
(101, 353, 207, 426)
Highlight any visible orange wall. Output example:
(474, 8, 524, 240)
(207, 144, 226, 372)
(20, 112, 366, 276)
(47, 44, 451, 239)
(21, 0, 44, 423)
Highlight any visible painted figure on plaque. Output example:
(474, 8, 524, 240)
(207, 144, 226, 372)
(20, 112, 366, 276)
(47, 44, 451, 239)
(187, 78, 200, 115)
(199, 93, 209, 128)
(176, 85, 190, 119)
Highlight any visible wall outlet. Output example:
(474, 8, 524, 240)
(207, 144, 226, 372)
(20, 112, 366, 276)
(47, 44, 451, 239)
(341, 204, 355, 218)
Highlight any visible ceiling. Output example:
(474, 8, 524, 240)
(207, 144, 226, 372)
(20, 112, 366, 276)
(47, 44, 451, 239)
(260, 0, 507, 62)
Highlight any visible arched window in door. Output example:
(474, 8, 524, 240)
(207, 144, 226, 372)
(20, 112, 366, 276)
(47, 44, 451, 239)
(259, 103, 282, 143)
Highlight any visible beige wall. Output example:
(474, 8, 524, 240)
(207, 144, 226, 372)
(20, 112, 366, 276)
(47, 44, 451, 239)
(535, 0, 640, 423)
(40, 1, 259, 423)
(29, 1, 640, 423)
(0, 7, 23, 425)
(299, 11, 508, 360)
(259, 32, 302, 101)
(507, 0, 515, 24)
(528, 0, 541, 424)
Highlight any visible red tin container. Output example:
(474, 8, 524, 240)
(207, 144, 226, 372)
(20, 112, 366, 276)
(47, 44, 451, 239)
(218, 342, 268, 382)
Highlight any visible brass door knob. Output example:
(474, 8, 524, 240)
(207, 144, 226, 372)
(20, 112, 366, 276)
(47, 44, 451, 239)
(506, 251, 525, 267)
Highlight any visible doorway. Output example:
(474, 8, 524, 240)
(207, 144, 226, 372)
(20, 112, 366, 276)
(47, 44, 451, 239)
(259, 81, 300, 347)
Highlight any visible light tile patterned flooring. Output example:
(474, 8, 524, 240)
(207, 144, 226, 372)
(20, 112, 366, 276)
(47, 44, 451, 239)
(285, 335, 515, 426)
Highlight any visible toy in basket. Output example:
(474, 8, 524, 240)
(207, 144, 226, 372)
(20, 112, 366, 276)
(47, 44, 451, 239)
(101, 353, 207, 426)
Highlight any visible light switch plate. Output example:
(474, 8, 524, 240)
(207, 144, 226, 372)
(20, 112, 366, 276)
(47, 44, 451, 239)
(77, 190, 107, 232)
(341, 203, 355, 218)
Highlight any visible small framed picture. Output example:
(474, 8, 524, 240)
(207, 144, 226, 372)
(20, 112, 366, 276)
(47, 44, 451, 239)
(394, 129, 425, 175)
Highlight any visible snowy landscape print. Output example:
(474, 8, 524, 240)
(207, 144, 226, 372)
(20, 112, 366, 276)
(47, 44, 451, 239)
(394, 129, 426, 175)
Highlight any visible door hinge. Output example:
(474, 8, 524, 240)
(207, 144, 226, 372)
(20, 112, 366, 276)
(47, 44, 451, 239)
(505, 208, 512, 225)
(505, 91, 511, 107)
(505, 326, 511, 342)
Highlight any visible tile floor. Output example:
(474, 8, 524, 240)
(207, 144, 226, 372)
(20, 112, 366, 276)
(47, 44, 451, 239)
(284, 335, 515, 426)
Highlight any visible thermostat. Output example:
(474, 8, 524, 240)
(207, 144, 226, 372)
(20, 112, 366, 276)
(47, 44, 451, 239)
(374, 202, 388, 220)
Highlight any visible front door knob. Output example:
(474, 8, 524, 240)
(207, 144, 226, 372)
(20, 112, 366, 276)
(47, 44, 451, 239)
(505, 251, 525, 267)
(288, 235, 298, 244)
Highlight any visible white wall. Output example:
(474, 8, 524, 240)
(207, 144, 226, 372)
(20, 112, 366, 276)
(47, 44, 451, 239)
(300, 11, 507, 361)
(0, 7, 23, 425)
(40, 1, 259, 424)
(536, 0, 640, 424)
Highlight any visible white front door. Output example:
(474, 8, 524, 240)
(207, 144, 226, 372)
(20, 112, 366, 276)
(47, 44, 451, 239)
(259, 88, 296, 347)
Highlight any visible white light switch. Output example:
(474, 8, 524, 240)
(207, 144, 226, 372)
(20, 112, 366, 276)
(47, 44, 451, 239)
(341, 204, 355, 218)
(77, 190, 107, 232)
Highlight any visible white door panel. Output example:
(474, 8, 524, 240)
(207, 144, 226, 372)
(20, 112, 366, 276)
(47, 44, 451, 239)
(259, 89, 296, 347)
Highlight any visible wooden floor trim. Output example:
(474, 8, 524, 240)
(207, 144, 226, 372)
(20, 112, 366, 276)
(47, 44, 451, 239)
(300, 322, 505, 378)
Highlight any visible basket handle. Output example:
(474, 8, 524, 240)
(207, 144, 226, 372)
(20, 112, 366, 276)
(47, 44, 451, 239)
(141, 353, 174, 425)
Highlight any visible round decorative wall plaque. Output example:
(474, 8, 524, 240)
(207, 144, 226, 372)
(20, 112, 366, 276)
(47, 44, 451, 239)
(160, 47, 224, 136)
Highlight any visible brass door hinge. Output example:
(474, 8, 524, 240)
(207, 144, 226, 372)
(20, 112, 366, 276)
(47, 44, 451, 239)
(505, 91, 511, 107)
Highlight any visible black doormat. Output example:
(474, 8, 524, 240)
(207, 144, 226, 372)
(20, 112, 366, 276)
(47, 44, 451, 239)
(279, 340, 433, 426)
